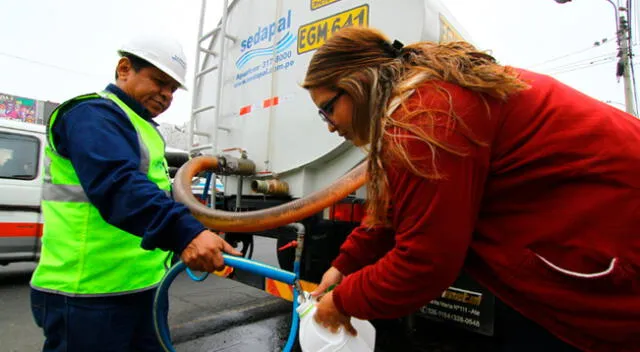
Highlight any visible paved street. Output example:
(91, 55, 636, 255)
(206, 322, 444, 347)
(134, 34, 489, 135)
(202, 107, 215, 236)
(0, 237, 293, 352)
(0, 262, 42, 352)
(0, 236, 493, 352)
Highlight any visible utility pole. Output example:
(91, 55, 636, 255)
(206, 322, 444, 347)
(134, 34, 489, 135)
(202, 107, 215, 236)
(555, 0, 637, 116)
(616, 10, 637, 115)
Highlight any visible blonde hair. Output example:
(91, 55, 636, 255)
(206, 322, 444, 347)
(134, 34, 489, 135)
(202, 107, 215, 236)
(303, 27, 529, 226)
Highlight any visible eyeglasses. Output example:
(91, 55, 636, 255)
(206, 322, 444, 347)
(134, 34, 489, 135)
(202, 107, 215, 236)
(318, 91, 344, 127)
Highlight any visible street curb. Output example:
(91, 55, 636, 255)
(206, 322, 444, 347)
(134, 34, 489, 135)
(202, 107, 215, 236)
(169, 297, 293, 344)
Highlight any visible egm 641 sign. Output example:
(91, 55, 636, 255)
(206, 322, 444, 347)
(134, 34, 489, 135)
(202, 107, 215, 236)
(297, 4, 369, 54)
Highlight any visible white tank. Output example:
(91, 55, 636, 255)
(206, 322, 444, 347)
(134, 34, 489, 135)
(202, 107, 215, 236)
(191, 0, 471, 198)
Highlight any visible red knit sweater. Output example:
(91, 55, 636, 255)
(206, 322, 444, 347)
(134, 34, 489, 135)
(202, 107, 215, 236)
(331, 69, 640, 352)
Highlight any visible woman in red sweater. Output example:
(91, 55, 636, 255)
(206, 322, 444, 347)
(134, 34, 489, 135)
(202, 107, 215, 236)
(302, 27, 640, 352)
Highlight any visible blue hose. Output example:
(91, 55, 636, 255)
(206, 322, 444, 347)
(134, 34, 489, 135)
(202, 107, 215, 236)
(185, 268, 208, 281)
(154, 254, 300, 352)
(283, 261, 301, 352)
(201, 172, 212, 203)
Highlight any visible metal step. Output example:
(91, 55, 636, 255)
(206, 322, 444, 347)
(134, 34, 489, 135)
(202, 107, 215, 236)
(188, 0, 234, 156)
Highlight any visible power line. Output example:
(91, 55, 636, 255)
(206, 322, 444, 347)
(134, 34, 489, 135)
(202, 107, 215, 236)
(545, 52, 616, 70)
(545, 59, 616, 75)
(539, 43, 640, 76)
(549, 60, 614, 75)
(546, 57, 617, 75)
(542, 52, 617, 72)
(528, 36, 616, 68)
(0, 51, 102, 78)
(537, 43, 640, 73)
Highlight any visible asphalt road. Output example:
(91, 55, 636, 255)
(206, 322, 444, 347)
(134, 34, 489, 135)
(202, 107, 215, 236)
(0, 262, 42, 352)
(0, 236, 494, 352)
(0, 237, 291, 352)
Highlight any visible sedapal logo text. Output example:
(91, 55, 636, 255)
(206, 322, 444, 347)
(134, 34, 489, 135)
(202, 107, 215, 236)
(234, 10, 297, 88)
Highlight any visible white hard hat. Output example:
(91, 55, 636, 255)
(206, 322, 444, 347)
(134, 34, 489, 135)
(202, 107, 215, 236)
(118, 34, 188, 89)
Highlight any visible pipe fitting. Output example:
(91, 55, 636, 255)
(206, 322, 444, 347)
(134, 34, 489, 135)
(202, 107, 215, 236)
(251, 179, 290, 196)
(217, 154, 255, 176)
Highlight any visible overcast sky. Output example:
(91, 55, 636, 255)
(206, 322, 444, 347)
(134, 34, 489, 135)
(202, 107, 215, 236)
(0, 0, 637, 125)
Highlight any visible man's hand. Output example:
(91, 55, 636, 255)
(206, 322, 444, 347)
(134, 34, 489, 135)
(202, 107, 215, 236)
(180, 230, 242, 272)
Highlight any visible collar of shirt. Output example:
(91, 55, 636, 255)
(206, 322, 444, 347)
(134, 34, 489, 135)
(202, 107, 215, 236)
(104, 84, 157, 125)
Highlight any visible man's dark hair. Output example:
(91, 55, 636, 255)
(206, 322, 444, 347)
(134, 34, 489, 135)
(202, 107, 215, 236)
(115, 52, 154, 80)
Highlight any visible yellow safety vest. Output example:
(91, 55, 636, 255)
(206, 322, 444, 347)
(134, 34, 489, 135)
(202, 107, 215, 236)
(31, 91, 170, 296)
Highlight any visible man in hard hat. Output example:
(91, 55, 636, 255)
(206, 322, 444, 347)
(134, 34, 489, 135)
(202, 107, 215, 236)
(29, 34, 241, 351)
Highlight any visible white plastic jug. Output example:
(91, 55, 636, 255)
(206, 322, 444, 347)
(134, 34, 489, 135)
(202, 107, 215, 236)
(296, 295, 376, 352)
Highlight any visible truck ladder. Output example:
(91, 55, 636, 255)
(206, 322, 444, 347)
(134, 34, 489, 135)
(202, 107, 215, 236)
(188, 0, 236, 156)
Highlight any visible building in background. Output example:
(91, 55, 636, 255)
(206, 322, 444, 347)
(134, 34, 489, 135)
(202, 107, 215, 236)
(158, 122, 189, 150)
(0, 92, 188, 150)
(0, 92, 58, 125)
(41, 101, 59, 125)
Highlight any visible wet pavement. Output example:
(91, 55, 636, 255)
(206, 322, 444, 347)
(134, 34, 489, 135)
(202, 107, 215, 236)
(167, 272, 290, 345)
(0, 237, 497, 352)
(0, 237, 288, 352)
(172, 305, 496, 352)
(175, 314, 294, 352)
(169, 273, 496, 352)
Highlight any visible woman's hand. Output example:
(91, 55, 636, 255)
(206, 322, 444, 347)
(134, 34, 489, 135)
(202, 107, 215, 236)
(310, 266, 344, 297)
(313, 291, 357, 336)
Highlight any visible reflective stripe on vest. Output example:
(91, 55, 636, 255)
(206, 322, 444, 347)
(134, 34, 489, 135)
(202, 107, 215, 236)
(42, 159, 170, 202)
(31, 91, 171, 296)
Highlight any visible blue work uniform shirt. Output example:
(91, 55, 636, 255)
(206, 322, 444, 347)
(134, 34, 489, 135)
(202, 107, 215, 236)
(51, 84, 205, 254)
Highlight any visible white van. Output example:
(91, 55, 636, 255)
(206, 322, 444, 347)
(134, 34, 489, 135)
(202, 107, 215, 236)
(0, 120, 201, 266)
(0, 119, 46, 265)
